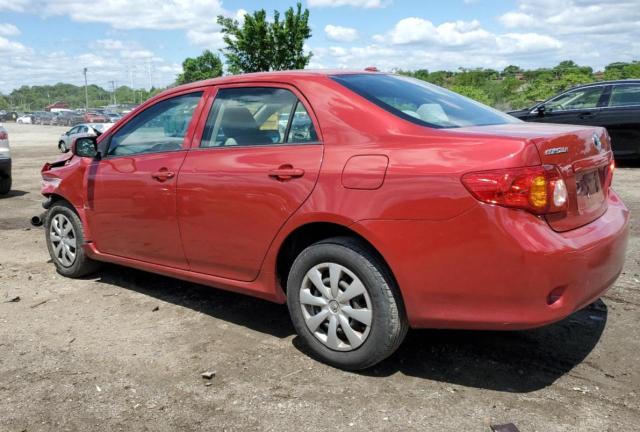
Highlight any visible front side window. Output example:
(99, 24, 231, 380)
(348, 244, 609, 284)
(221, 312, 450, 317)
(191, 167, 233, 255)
(609, 84, 640, 107)
(108, 92, 203, 156)
(546, 86, 605, 112)
(332, 74, 519, 128)
(200, 87, 317, 148)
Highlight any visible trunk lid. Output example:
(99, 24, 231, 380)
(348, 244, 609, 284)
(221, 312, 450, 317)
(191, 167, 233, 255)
(456, 122, 613, 232)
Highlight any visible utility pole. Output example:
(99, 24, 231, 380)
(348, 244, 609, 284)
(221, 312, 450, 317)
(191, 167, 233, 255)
(146, 60, 153, 90)
(109, 80, 117, 106)
(83, 67, 89, 111)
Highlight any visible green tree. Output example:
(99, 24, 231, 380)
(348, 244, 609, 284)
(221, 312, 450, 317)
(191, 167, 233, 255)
(451, 85, 491, 105)
(217, 2, 312, 73)
(176, 50, 223, 85)
(502, 65, 523, 77)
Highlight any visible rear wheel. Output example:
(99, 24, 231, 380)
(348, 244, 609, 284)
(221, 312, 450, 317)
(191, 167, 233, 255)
(287, 237, 407, 370)
(45, 202, 100, 277)
(0, 176, 10, 195)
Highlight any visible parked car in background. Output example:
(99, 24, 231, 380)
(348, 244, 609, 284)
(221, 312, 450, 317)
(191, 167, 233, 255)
(32, 111, 57, 125)
(53, 111, 84, 126)
(58, 123, 113, 152)
(0, 111, 19, 122)
(83, 111, 108, 123)
(16, 113, 33, 124)
(509, 80, 640, 159)
(0, 124, 10, 194)
(40, 71, 629, 370)
(104, 112, 123, 123)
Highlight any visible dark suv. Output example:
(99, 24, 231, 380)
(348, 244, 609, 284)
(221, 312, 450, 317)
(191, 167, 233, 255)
(509, 80, 640, 159)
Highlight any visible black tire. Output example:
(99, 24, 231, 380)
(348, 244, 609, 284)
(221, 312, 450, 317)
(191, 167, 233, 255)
(0, 176, 10, 195)
(45, 201, 100, 277)
(58, 141, 68, 153)
(287, 236, 408, 370)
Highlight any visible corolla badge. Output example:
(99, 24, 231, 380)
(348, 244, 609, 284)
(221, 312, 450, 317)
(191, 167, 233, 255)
(593, 133, 603, 152)
(544, 146, 569, 155)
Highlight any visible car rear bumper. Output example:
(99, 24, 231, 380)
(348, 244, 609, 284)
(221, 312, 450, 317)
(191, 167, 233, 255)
(355, 190, 630, 330)
(0, 158, 11, 177)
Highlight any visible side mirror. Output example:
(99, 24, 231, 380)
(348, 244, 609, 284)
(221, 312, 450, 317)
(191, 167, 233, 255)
(73, 137, 99, 159)
(536, 104, 546, 116)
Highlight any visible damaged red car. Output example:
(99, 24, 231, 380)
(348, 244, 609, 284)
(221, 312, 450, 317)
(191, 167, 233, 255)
(39, 71, 629, 370)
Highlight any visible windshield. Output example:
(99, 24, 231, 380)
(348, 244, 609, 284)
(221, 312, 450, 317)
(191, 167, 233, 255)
(332, 73, 520, 129)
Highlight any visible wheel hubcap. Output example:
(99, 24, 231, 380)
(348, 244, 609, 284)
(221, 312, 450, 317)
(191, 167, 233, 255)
(299, 262, 372, 352)
(49, 214, 77, 267)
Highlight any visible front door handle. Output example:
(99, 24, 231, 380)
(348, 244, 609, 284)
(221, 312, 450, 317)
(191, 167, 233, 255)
(151, 168, 175, 182)
(579, 111, 597, 119)
(268, 165, 305, 181)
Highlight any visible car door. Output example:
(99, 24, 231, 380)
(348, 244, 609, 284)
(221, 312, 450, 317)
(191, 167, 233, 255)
(65, 126, 80, 144)
(535, 85, 608, 125)
(86, 90, 206, 269)
(177, 84, 323, 281)
(594, 83, 640, 158)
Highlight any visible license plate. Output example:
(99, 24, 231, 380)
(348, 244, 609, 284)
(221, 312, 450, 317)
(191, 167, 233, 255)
(576, 170, 604, 213)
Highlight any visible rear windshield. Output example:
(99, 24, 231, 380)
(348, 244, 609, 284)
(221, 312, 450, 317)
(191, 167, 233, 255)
(332, 73, 520, 128)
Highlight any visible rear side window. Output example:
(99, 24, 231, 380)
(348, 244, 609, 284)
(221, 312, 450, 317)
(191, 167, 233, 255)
(200, 87, 318, 148)
(332, 74, 519, 128)
(108, 92, 202, 156)
(609, 84, 640, 107)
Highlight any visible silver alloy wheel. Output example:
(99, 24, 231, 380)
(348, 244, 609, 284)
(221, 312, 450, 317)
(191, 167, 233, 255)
(49, 214, 77, 267)
(299, 262, 373, 351)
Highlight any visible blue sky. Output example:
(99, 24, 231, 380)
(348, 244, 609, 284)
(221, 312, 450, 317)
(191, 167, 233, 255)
(1, 0, 638, 93)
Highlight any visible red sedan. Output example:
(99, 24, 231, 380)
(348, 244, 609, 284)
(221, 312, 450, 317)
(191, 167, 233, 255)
(40, 71, 629, 370)
(83, 111, 108, 123)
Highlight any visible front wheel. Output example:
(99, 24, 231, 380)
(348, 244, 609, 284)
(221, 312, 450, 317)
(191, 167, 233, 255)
(287, 237, 408, 370)
(58, 141, 68, 153)
(45, 202, 100, 277)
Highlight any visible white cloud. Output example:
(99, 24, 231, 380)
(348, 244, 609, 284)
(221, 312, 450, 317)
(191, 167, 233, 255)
(496, 33, 562, 54)
(120, 49, 155, 60)
(317, 15, 566, 73)
(498, 11, 536, 28)
(95, 39, 125, 50)
(308, 0, 384, 8)
(40, 0, 226, 30)
(0, 36, 28, 54)
(499, 1, 640, 35)
(1, 0, 234, 50)
(0, 34, 179, 93)
(495, 0, 640, 66)
(376, 18, 492, 47)
(0, 23, 20, 36)
(324, 24, 359, 42)
(186, 29, 225, 49)
(0, 0, 29, 12)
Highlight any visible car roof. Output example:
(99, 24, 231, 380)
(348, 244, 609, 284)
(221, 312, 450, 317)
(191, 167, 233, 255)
(570, 79, 640, 90)
(160, 69, 380, 96)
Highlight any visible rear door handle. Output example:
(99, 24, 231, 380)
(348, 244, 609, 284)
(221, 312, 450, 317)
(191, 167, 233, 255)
(151, 168, 175, 182)
(268, 165, 305, 181)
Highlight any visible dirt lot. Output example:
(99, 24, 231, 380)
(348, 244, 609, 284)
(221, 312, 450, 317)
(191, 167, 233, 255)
(0, 122, 639, 432)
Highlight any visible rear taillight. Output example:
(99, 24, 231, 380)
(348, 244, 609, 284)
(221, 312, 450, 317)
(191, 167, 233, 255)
(605, 159, 615, 190)
(462, 165, 567, 215)
(0, 131, 7, 140)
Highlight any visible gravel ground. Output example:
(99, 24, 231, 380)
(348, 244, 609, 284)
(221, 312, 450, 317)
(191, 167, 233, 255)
(1, 123, 639, 432)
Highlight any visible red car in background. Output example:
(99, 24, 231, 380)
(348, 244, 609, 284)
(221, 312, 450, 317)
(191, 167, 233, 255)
(83, 111, 108, 123)
(39, 71, 629, 370)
